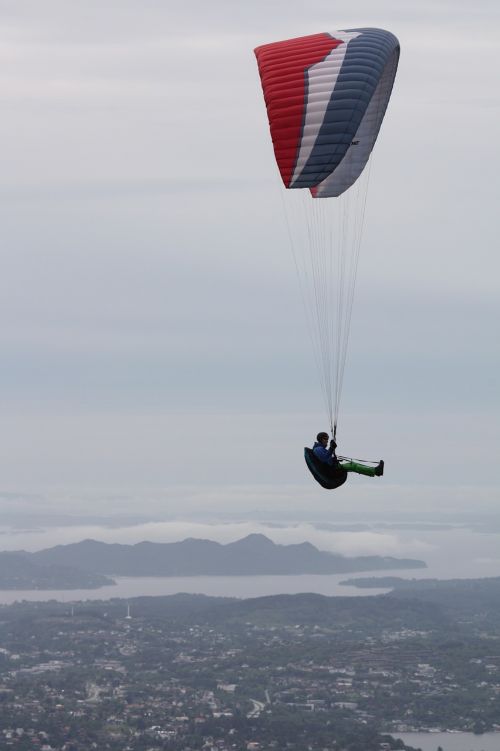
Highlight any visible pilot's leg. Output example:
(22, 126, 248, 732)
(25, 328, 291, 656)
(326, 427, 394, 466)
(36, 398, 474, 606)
(340, 460, 384, 477)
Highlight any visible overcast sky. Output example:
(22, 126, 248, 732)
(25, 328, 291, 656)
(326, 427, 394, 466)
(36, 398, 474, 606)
(0, 0, 498, 528)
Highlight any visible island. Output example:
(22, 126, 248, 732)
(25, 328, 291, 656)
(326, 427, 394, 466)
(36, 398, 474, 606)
(26, 533, 426, 577)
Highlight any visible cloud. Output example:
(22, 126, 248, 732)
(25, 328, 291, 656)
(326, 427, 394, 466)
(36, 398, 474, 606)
(0, 516, 433, 559)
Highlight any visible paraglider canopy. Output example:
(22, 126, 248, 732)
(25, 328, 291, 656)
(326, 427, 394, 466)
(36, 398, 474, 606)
(255, 28, 400, 443)
(254, 28, 400, 198)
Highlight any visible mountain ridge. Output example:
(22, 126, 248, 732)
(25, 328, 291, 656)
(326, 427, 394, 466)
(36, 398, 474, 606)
(26, 534, 426, 577)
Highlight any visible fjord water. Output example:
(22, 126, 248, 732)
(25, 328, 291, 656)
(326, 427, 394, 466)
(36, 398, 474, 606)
(0, 572, 393, 605)
(396, 731, 500, 751)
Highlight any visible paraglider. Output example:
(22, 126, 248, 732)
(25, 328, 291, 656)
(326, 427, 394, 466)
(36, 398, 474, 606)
(305, 432, 383, 491)
(254, 28, 399, 488)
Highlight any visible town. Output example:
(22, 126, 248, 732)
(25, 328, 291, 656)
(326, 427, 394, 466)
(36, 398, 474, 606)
(1, 589, 500, 750)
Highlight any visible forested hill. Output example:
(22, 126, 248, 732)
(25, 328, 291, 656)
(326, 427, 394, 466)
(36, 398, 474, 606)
(0, 552, 114, 590)
(27, 534, 426, 577)
(342, 575, 500, 628)
(6, 577, 500, 634)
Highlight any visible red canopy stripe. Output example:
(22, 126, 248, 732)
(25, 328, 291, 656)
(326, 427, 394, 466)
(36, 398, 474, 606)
(255, 34, 343, 187)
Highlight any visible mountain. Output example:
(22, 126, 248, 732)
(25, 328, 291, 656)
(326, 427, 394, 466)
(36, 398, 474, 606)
(0, 552, 114, 590)
(28, 534, 426, 577)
